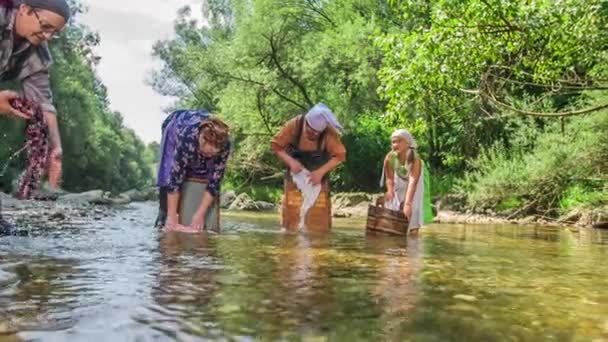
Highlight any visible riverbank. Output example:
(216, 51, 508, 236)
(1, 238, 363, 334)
(2, 189, 605, 229)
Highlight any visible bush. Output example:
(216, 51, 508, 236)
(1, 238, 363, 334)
(456, 111, 608, 217)
(335, 114, 392, 192)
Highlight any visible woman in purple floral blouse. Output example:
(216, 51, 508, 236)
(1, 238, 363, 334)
(155, 110, 231, 231)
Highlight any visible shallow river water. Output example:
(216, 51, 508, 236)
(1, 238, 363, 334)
(1, 202, 607, 341)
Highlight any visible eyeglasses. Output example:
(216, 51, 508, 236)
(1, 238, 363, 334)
(32, 10, 61, 37)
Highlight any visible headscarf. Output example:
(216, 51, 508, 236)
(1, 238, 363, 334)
(391, 129, 417, 149)
(379, 129, 418, 187)
(16, 0, 71, 20)
(304, 103, 343, 133)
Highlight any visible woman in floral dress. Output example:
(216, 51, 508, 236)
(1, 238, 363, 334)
(155, 110, 231, 233)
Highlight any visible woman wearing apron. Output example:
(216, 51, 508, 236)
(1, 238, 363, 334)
(271, 103, 346, 231)
(381, 129, 433, 235)
(155, 110, 231, 233)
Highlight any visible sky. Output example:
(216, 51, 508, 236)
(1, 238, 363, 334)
(79, 0, 202, 144)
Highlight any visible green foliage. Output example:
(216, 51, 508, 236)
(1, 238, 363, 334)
(456, 111, 608, 216)
(222, 179, 282, 203)
(335, 114, 392, 191)
(150, 0, 393, 190)
(377, 0, 608, 174)
(150, 0, 607, 218)
(559, 185, 606, 211)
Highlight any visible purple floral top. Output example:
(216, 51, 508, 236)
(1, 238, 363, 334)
(157, 110, 231, 196)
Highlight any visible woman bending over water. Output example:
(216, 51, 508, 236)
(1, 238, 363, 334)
(381, 129, 433, 235)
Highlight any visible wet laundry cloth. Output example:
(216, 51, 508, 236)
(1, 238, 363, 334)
(290, 170, 321, 230)
(10, 98, 50, 200)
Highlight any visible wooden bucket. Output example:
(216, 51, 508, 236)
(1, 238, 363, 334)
(366, 197, 409, 235)
(280, 177, 331, 232)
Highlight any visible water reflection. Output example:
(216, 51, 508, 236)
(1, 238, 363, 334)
(0, 204, 606, 341)
(366, 234, 422, 340)
(140, 233, 221, 339)
(0, 256, 80, 336)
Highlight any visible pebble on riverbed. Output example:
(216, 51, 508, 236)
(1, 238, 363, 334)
(453, 294, 478, 302)
(0, 269, 17, 287)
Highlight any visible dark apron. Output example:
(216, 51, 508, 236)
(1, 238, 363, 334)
(285, 115, 331, 175)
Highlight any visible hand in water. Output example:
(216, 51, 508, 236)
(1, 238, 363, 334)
(190, 211, 205, 231)
(163, 214, 179, 231)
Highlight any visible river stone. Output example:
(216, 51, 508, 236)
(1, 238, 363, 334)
(110, 194, 131, 205)
(331, 192, 372, 211)
(58, 190, 106, 205)
(333, 202, 369, 218)
(121, 189, 145, 202)
(220, 190, 237, 209)
(139, 187, 159, 201)
(518, 216, 537, 224)
(255, 201, 276, 211)
(126, 187, 159, 202)
(453, 294, 477, 302)
(333, 210, 352, 218)
(0, 269, 17, 287)
(0, 192, 18, 209)
(48, 209, 66, 221)
(228, 193, 259, 211)
(0, 319, 17, 335)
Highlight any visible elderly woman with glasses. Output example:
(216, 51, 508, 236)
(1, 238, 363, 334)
(0, 0, 70, 235)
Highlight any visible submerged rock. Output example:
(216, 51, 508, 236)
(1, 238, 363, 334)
(0, 269, 17, 287)
(453, 294, 478, 302)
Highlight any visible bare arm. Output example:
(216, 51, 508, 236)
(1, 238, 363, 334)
(167, 192, 180, 220)
(195, 191, 214, 218)
(317, 156, 343, 176)
(384, 154, 395, 194)
(404, 158, 422, 205)
(44, 111, 61, 152)
(275, 149, 303, 172)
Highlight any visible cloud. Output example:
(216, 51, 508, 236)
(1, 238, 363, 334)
(76, 0, 202, 143)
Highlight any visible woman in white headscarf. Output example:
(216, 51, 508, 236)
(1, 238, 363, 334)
(381, 129, 433, 234)
(271, 103, 346, 231)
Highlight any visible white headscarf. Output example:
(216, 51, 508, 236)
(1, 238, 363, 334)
(305, 103, 343, 133)
(391, 129, 417, 149)
(379, 129, 418, 187)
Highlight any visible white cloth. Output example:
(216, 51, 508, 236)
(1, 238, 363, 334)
(291, 170, 322, 230)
